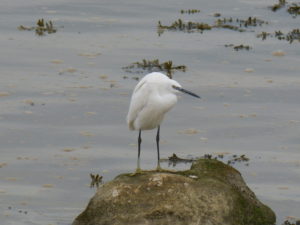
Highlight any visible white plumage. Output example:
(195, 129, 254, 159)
(127, 72, 181, 131)
(127, 72, 200, 171)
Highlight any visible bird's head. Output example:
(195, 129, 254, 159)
(170, 80, 200, 99)
(147, 72, 200, 99)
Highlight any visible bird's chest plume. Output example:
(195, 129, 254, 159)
(149, 91, 177, 114)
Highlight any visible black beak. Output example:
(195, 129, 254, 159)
(173, 86, 200, 98)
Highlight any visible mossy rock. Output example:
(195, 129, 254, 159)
(73, 159, 275, 225)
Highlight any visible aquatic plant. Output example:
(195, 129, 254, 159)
(257, 29, 300, 43)
(257, 31, 272, 40)
(180, 9, 201, 14)
(215, 23, 244, 31)
(215, 17, 268, 32)
(158, 17, 268, 35)
(18, 18, 57, 36)
(281, 219, 300, 225)
(227, 154, 250, 166)
(122, 59, 186, 78)
(269, 0, 300, 17)
(225, 44, 252, 51)
(269, 0, 287, 11)
(285, 28, 300, 42)
(90, 173, 103, 188)
(214, 18, 246, 32)
(161, 153, 195, 167)
(160, 153, 251, 168)
(237, 17, 269, 27)
(157, 19, 211, 35)
(287, 3, 300, 17)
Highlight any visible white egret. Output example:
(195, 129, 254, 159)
(127, 72, 200, 171)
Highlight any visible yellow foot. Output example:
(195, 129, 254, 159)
(156, 165, 163, 172)
(130, 167, 143, 176)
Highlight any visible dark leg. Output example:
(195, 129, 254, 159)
(137, 129, 142, 171)
(156, 126, 161, 170)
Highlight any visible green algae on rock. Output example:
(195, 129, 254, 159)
(72, 159, 276, 225)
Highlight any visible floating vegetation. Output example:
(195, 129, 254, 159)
(158, 17, 268, 35)
(256, 31, 272, 40)
(235, 17, 268, 27)
(122, 59, 186, 78)
(227, 154, 249, 166)
(257, 29, 300, 43)
(214, 20, 246, 32)
(160, 153, 195, 167)
(270, 0, 286, 11)
(215, 17, 268, 31)
(287, 3, 300, 17)
(269, 0, 300, 17)
(281, 219, 300, 225)
(18, 19, 57, 36)
(203, 154, 213, 159)
(161, 153, 250, 168)
(213, 13, 221, 17)
(90, 173, 103, 188)
(225, 44, 252, 51)
(157, 19, 211, 35)
(203, 154, 250, 166)
(276, 29, 300, 42)
(180, 9, 200, 14)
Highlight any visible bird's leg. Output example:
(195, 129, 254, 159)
(156, 125, 162, 171)
(136, 129, 142, 173)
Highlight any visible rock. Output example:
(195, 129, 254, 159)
(72, 159, 276, 225)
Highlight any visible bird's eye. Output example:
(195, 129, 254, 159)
(172, 85, 180, 91)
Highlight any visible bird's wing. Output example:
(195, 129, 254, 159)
(127, 80, 150, 130)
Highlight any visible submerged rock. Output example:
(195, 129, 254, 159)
(72, 159, 275, 225)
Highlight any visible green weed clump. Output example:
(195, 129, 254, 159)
(270, 0, 300, 17)
(18, 19, 57, 36)
(180, 9, 201, 14)
(123, 59, 186, 78)
(257, 29, 300, 43)
(158, 17, 268, 35)
(157, 19, 211, 35)
(225, 44, 252, 51)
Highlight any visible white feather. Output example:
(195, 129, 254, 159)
(127, 72, 180, 130)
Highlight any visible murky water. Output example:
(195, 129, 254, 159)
(1, 0, 300, 224)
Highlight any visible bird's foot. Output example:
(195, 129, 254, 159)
(156, 164, 163, 172)
(129, 167, 143, 176)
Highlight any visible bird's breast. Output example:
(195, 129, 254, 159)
(151, 92, 178, 113)
(129, 92, 178, 131)
(136, 93, 177, 130)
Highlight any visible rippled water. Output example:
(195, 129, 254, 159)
(0, 0, 300, 224)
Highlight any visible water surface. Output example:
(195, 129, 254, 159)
(0, 0, 300, 224)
